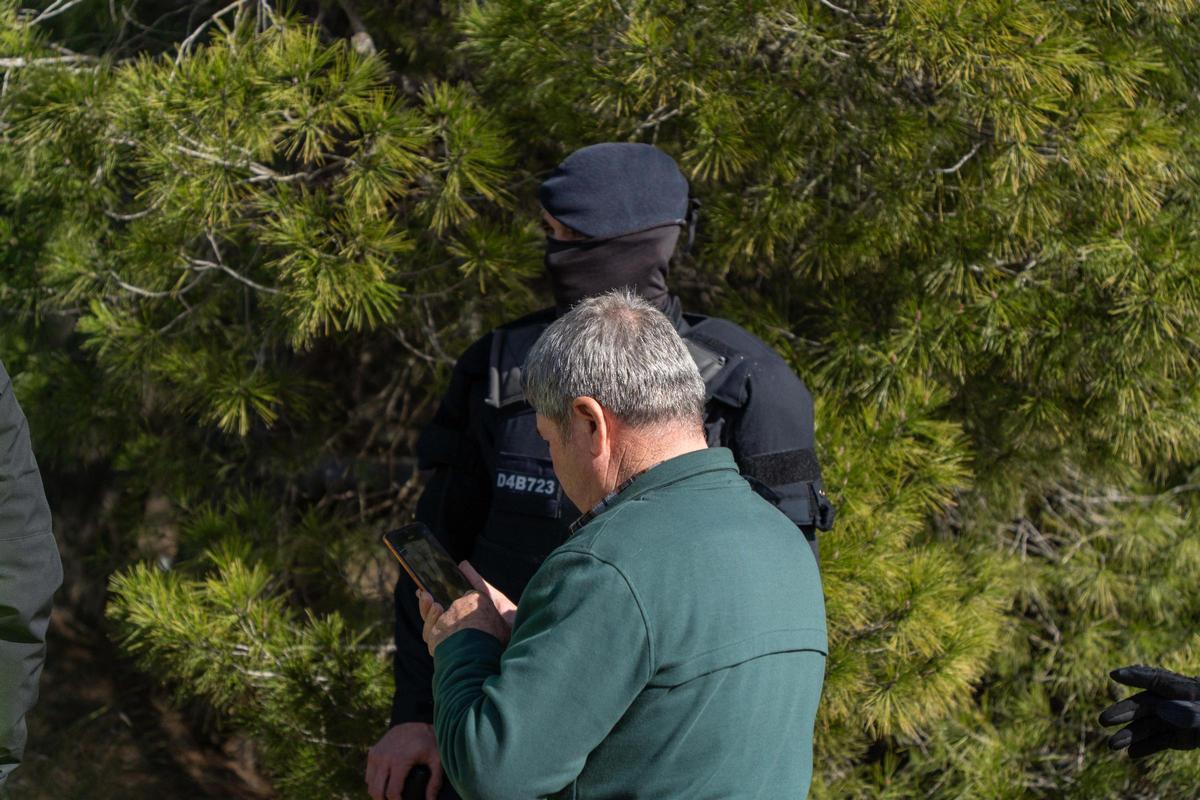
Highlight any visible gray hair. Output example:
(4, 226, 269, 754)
(522, 290, 706, 434)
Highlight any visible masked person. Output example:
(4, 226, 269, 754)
(366, 143, 835, 800)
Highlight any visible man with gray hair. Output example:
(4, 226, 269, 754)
(417, 291, 827, 800)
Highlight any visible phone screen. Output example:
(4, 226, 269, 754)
(382, 523, 474, 609)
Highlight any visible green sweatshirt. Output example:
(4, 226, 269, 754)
(433, 447, 827, 800)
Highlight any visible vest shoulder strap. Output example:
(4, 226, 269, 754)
(486, 323, 551, 409)
(683, 337, 727, 387)
(682, 326, 747, 407)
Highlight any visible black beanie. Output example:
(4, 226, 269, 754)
(538, 143, 689, 239)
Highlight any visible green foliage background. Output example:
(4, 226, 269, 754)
(3, 0, 1200, 797)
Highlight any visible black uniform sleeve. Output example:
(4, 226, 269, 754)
(0, 362, 62, 786)
(390, 338, 493, 727)
(728, 361, 835, 554)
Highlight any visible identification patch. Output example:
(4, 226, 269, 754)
(496, 470, 557, 496)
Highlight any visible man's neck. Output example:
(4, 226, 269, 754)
(610, 426, 707, 488)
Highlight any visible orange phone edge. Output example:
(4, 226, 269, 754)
(381, 533, 438, 605)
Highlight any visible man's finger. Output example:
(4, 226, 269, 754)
(458, 565, 501, 613)
(425, 761, 445, 800)
(459, 561, 516, 628)
(419, 592, 443, 626)
(384, 758, 415, 800)
(365, 754, 379, 791)
(459, 560, 487, 593)
(420, 593, 446, 654)
(366, 758, 390, 800)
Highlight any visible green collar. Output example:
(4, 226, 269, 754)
(569, 447, 739, 535)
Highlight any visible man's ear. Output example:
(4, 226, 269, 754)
(571, 397, 607, 456)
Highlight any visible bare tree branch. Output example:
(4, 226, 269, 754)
(635, 105, 682, 133)
(156, 302, 198, 335)
(391, 326, 443, 366)
(175, 0, 246, 66)
(23, 0, 86, 25)
(0, 55, 96, 68)
(174, 141, 344, 184)
(414, 299, 456, 365)
(108, 271, 173, 298)
(104, 205, 158, 222)
(935, 140, 985, 175)
(186, 258, 280, 295)
(818, 0, 852, 14)
(178, 232, 281, 295)
(173, 143, 258, 171)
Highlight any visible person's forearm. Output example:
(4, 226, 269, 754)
(432, 629, 506, 799)
(431, 552, 649, 800)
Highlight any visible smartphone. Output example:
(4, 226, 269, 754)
(382, 522, 474, 609)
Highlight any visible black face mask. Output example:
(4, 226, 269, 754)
(545, 225, 680, 315)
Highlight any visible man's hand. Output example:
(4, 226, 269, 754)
(458, 561, 517, 628)
(365, 722, 444, 800)
(1100, 664, 1200, 758)
(419, 561, 514, 656)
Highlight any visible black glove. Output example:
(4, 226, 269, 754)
(1099, 664, 1200, 758)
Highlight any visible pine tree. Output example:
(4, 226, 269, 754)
(2, 0, 1200, 797)
(2, 2, 531, 793)
(459, 2, 1200, 795)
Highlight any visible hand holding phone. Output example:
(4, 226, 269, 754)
(458, 561, 518, 629)
(382, 523, 474, 609)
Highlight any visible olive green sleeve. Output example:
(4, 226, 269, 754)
(0, 362, 62, 787)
